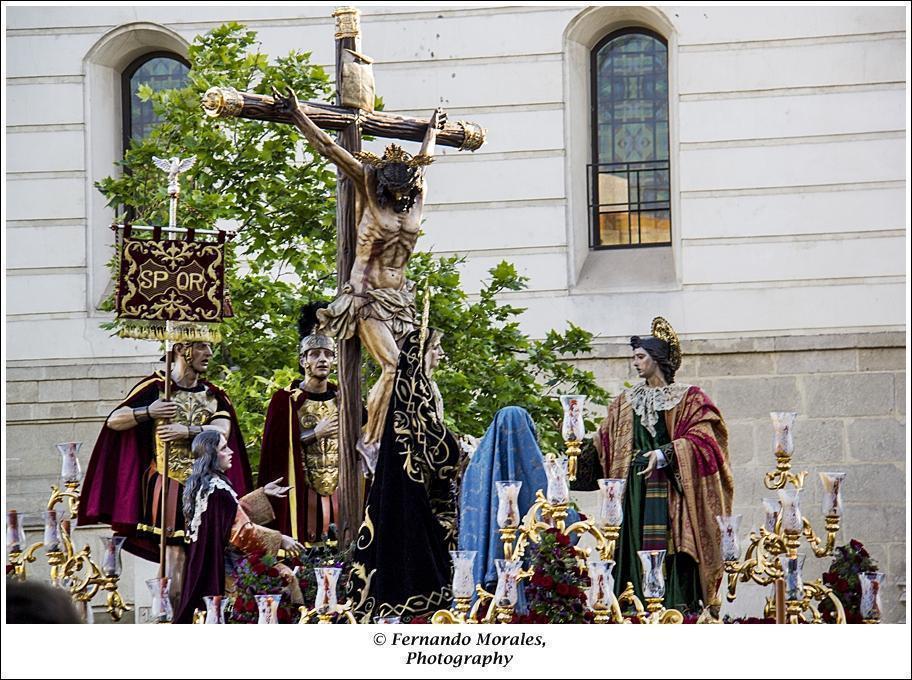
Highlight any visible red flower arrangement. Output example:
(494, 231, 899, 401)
(819, 539, 880, 624)
(513, 528, 592, 624)
(227, 550, 300, 624)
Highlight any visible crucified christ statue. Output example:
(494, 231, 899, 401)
(274, 88, 446, 470)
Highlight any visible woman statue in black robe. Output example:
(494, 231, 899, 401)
(346, 328, 461, 623)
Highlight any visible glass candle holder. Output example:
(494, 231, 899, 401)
(761, 497, 780, 533)
(770, 412, 797, 458)
(99, 535, 126, 578)
(544, 456, 570, 505)
(374, 616, 401, 624)
(495, 481, 522, 529)
(42, 510, 63, 553)
(778, 487, 803, 533)
(314, 566, 342, 614)
(586, 559, 616, 610)
(859, 571, 885, 621)
(55, 442, 83, 484)
(493, 559, 521, 608)
(7, 510, 27, 554)
(596, 478, 626, 528)
(450, 550, 477, 599)
(638, 549, 666, 599)
(716, 514, 742, 562)
(819, 471, 846, 518)
(203, 595, 229, 624)
(255, 594, 280, 624)
(779, 553, 805, 602)
(145, 577, 173, 623)
(559, 394, 586, 442)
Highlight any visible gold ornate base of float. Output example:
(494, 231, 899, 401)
(433, 485, 684, 625)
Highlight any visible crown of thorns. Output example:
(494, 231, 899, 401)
(354, 144, 434, 169)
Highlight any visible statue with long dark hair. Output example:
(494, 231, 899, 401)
(174, 431, 304, 623)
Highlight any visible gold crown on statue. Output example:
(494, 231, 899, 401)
(651, 316, 682, 372)
(354, 144, 434, 169)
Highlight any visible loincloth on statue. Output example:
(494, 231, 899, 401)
(317, 283, 415, 344)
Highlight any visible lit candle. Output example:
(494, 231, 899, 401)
(450, 550, 477, 599)
(493, 559, 521, 608)
(779, 553, 805, 601)
(43, 510, 62, 553)
(586, 560, 615, 610)
(637, 549, 666, 599)
(770, 412, 797, 458)
(761, 497, 780, 533)
(859, 571, 885, 621)
(559, 394, 586, 442)
(6, 510, 26, 554)
(55, 442, 83, 484)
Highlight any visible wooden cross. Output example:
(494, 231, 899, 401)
(201, 6, 485, 542)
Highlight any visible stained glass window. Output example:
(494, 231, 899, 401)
(122, 53, 189, 150)
(590, 30, 671, 248)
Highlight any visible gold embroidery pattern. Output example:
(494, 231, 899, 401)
(118, 238, 224, 321)
(391, 337, 452, 488)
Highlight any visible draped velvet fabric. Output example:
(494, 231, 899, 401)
(347, 330, 460, 623)
(78, 373, 252, 562)
(174, 486, 237, 624)
(259, 381, 339, 542)
(458, 406, 548, 593)
(597, 385, 734, 607)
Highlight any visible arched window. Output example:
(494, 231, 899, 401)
(590, 29, 670, 249)
(121, 52, 190, 152)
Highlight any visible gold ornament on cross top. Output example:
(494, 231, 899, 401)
(332, 6, 360, 39)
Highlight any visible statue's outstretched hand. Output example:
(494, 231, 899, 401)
(263, 477, 292, 498)
(273, 86, 300, 114)
(280, 535, 304, 556)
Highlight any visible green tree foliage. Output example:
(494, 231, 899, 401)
(97, 24, 608, 471)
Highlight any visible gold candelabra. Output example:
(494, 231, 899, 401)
(565, 439, 581, 482)
(298, 600, 358, 624)
(722, 412, 849, 624)
(6, 443, 131, 622)
(433, 455, 684, 625)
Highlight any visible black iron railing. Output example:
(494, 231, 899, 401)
(587, 160, 671, 249)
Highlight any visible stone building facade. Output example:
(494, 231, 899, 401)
(5, 6, 906, 621)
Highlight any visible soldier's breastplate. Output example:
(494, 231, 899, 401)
(297, 399, 339, 496)
(155, 389, 218, 484)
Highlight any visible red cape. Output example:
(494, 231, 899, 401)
(258, 381, 338, 541)
(78, 373, 252, 543)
